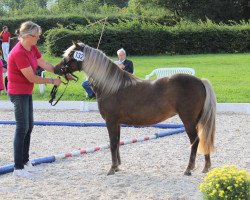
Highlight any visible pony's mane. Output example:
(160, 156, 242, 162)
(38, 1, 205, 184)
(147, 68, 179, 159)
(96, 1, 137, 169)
(64, 43, 140, 97)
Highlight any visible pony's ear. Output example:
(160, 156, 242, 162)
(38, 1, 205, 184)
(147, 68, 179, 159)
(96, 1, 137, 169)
(72, 40, 80, 48)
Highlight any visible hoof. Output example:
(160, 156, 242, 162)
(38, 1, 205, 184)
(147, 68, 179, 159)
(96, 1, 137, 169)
(115, 167, 120, 172)
(107, 169, 115, 175)
(189, 165, 195, 171)
(202, 164, 211, 173)
(184, 171, 192, 176)
(202, 168, 209, 173)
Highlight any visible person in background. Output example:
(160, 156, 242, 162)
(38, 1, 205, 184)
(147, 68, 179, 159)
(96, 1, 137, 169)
(0, 51, 7, 93)
(3, 29, 21, 91)
(82, 77, 96, 99)
(115, 48, 134, 74)
(0, 57, 4, 94)
(0, 26, 11, 61)
(2, 59, 8, 91)
(8, 21, 62, 179)
(82, 48, 134, 98)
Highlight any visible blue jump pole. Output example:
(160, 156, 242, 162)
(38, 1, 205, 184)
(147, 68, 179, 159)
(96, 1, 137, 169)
(32, 156, 56, 166)
(0, 121, 185, 176)
(0, 164, 14, 175)
(155, 127, 186, 138)
(0, 121, 184, 129)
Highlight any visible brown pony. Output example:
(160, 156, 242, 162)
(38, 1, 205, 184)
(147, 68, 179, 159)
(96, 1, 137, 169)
(54, 42, 217, 176)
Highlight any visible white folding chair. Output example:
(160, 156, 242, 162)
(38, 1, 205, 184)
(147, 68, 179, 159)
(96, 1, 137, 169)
(145, 67, 195, 80)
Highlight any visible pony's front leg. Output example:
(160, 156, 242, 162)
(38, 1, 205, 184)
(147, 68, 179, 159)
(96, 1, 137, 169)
(106, 121, 121, 175)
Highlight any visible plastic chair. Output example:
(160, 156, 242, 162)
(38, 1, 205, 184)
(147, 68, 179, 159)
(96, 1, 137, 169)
(145, 67, 195, 80)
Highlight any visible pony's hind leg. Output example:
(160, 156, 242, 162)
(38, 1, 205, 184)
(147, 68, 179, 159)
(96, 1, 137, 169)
(185, 134, 199, 176)
(202, 154, 211, 173)
(182, 121, 211, 175)
(179, 116, 199, 176)
(117, 132, 121, 166)
(106, 121, 121, 175)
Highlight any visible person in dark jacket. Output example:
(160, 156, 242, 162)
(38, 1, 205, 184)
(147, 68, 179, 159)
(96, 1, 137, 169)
(115, 48, 133, 74)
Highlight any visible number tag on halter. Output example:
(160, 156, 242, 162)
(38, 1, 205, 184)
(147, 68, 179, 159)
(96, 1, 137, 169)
(73, 51, 85, 61)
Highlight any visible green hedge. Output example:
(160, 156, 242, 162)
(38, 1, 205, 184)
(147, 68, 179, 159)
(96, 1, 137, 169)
(0, 15, 176, 43)
(45, 20, 250, 56)
(0, 15, 114, 43)
(0, 15, 123, 32)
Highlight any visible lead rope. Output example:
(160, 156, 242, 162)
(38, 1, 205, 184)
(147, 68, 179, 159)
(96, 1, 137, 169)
(49, 79, 69, 106)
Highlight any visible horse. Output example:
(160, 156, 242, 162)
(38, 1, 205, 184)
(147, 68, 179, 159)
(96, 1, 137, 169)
(54, 42, 217, 176)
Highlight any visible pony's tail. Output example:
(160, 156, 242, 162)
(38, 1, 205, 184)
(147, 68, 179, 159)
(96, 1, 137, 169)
(197, 79, 217, 155)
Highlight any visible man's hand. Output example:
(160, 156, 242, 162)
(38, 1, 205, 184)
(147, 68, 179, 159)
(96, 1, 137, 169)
(117, 63, 125, 70)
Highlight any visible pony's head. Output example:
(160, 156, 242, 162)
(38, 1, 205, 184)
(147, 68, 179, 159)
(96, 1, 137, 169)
(54, 41, 85, 76)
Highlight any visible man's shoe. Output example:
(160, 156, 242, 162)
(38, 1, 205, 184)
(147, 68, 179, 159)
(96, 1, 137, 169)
(24, 161, 37, 173)
(88, 94, 96, 99)
(13, 169, 33, 179)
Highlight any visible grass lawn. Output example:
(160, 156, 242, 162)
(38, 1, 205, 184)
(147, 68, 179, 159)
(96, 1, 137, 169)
(1, 52, 249, 103)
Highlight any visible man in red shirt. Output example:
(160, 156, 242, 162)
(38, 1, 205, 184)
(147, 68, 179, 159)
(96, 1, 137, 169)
(0, 26, 11, 61)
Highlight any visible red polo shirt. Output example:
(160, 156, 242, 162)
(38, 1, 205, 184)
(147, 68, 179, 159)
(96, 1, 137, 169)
(7, 42, 41, 94)
(0, 31, 11, 42)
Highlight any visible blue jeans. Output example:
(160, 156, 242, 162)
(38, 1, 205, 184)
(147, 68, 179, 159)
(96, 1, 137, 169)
(82, 80, 95, 98)
(9, 94, 33, 169)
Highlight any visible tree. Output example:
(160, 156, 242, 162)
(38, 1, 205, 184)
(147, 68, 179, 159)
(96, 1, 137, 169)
(36, 0, 48, 7)
(2, 0, 25, 10)
(102, 0, 129, 8)
(0, 0, 48, 12)
(155, 0, 249, 22)
(242, 0, 250, 19)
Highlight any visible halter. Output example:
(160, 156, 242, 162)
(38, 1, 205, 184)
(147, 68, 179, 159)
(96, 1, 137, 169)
(55, 58, 81, 81)
(49, 48, 84, 106)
